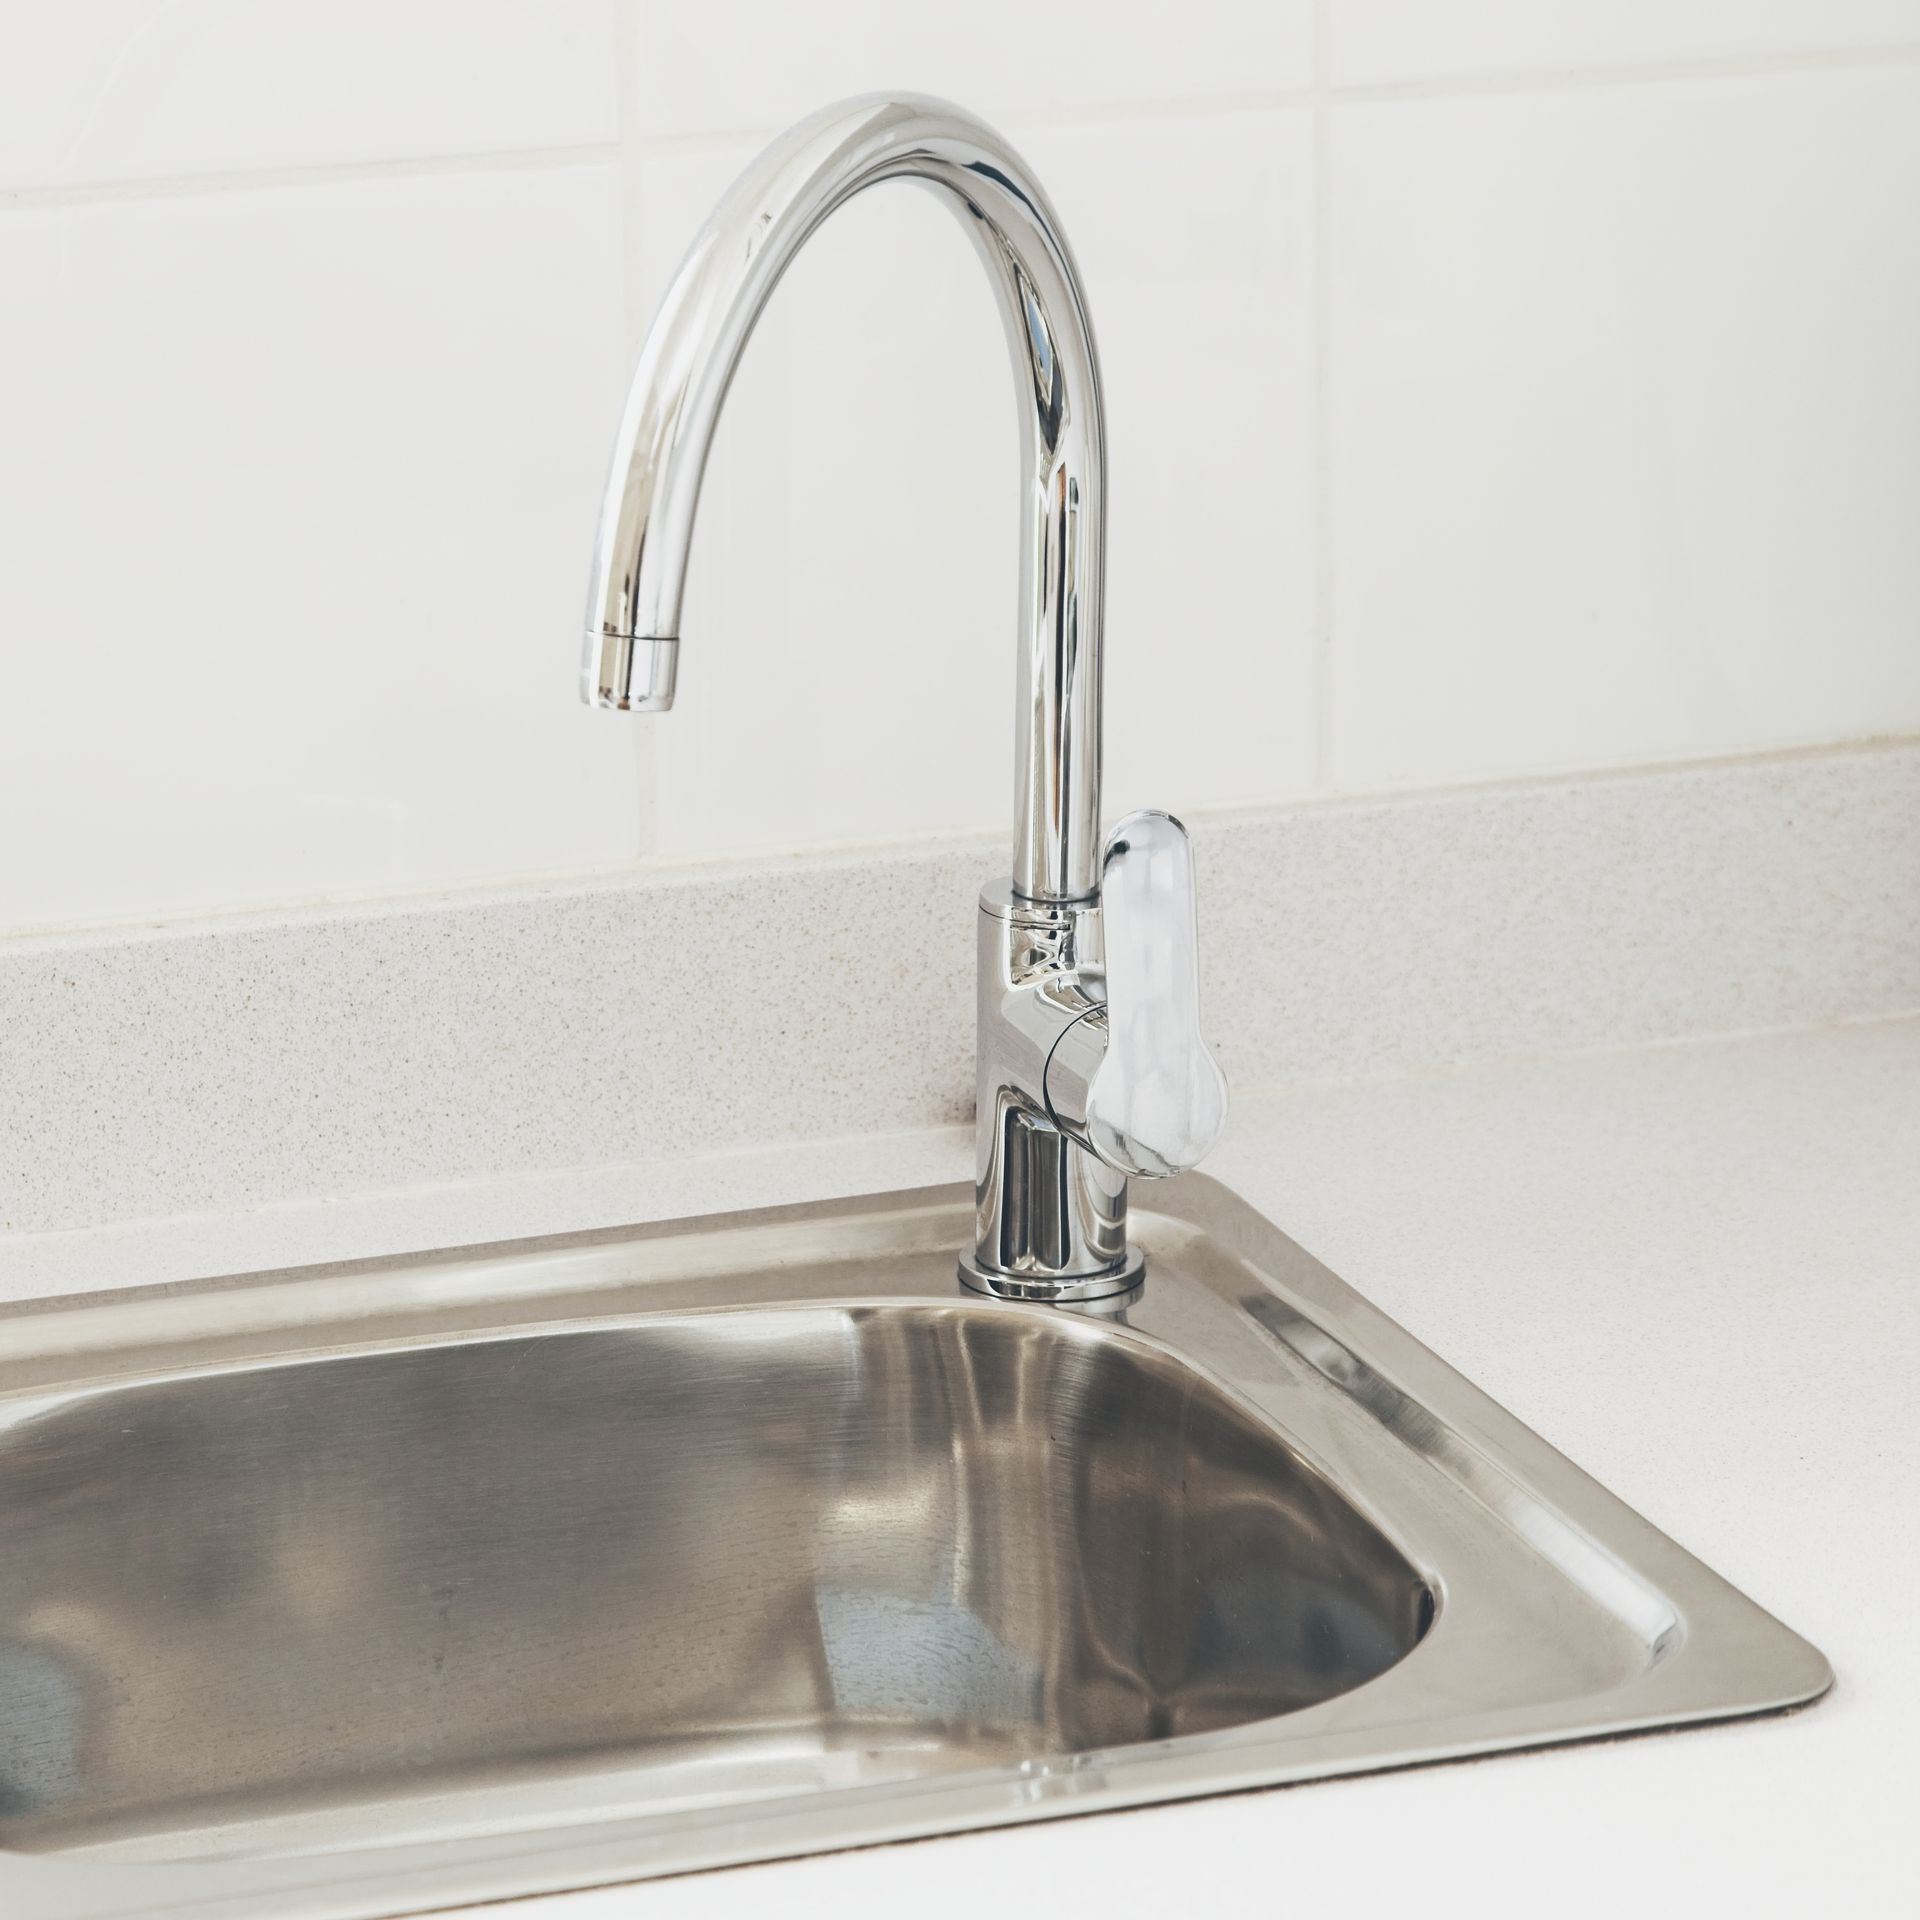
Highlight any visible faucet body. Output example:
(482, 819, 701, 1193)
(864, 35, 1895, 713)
(584, 94, 1223, 1300)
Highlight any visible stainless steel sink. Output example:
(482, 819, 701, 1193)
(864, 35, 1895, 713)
(0, 1178, 1828, 1919)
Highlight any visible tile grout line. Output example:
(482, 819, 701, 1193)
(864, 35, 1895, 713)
(612, 2, 645, 354)
(4, 41, 1917, 217)
(0, 141, 621, 212)
(1310, 0, 1336, 790)
(616, 90, 1318, 157)
(1329, 38, 1920, 106)
(611, 40, 1920, 152)
(611, 0, 661, 863)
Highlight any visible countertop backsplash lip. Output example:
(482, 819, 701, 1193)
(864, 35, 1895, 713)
(2, 730, 1909, 955)
(4, 736, 1917, 1247)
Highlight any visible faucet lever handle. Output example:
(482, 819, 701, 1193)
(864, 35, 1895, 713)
(1054, 810, 1228, 1179)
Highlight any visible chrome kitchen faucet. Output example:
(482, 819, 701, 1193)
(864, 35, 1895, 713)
(582, 94, 1225, 1300)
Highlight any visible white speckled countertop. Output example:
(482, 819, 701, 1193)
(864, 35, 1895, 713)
(20, 1014, 1914, 1918)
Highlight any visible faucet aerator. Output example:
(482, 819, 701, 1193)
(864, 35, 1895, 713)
(584, 631, 679, 712)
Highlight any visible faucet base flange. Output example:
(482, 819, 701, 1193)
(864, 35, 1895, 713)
(956, 1245, 1145, 1304)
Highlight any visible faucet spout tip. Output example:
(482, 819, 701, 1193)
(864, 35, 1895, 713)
(582, 631, 678, 712)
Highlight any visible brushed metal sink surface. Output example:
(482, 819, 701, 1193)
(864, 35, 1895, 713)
(0, 1179, 1827, 1919)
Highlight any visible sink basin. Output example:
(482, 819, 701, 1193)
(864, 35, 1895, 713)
(0, 1178, 1828, 1918)
(0, 1303, 1427, 1856)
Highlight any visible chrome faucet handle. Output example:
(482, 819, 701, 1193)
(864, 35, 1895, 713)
(1047, 810, 1228, 1180)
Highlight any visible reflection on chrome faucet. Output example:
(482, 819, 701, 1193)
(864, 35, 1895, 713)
(583, 93, 1224, 1300)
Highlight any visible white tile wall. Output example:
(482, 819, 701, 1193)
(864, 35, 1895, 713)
(1, 3, 1917, 933)
(1328, 67, 1920, 787)
(0, 165, 644, 929)
(0, 1, 618, 187)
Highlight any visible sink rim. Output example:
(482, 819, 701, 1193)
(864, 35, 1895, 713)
(0, 1174, 1831, 1919)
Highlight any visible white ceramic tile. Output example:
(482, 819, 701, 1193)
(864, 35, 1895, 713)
(0, 1, 617, 189)
(1331, 0, 1920, 86)
(630, 0, 1312, 137)
(1327, 69, 1920, 789)
(637, 110, 1317, 861)
(1024, 112, 1318, 825)
(0, 165, 646, 933)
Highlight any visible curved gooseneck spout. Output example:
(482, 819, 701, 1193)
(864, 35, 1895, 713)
(581, 93, 1107, 903)
(585, 93, 1224, 1300)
